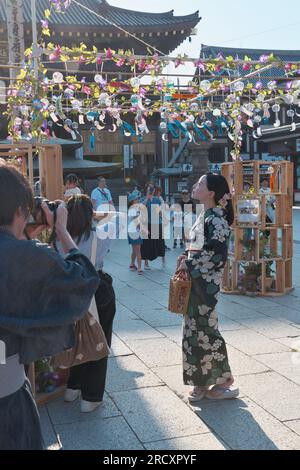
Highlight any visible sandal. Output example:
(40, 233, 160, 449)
(206, 386, 239, 400)
(188, 387, 207, 403)
(138, 270, 143, 275)
(129, 265, 137, 271)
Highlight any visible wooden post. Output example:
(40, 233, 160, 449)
(38, 145, 64, 200)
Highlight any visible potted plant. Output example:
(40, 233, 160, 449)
(242, 238, 256, 261)
(259, 232, 271, 258)
(241, 263, 261, 292)
(265, 262, 275, 290)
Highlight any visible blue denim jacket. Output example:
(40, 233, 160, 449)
(0, 230, 100, 364)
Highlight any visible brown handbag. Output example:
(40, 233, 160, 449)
(51, 232, 110, 369)
(168, 270, 192, 316)
(50, 307, 109, 370)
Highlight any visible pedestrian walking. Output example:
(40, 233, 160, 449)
(64, 173, 82, 200)
(141, 183, 166, 269)
(91, 177, 113, 212)
(128, 190, 143, 275)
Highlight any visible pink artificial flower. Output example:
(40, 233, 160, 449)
(116, 58, 126, 67)
(194, 59, 206, 72)
(138, 60, 146, 71)
(243, 63, 251, 72)
(284, 63, 292, 73)
(82, 85, 91, 95)
(259, 54, 269, 64)
(106, 48, 114, 59)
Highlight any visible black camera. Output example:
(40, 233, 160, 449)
(30, 197, 60, 225)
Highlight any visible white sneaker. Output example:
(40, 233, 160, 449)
(64, 389, 81, 403)
(80, 400, 103, 413)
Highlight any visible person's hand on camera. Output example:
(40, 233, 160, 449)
(24, 224, 48, 240)
(55, 203, 69, 233)
(41, 202, 55, 228)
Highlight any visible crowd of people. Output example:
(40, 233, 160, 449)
(0, 162, 239, 450)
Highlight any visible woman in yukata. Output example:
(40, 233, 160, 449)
(177, 173, 239, 402)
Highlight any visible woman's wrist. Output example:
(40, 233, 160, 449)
(56, 224, 77, 253)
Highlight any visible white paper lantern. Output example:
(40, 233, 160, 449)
(52, 72, 64, 84)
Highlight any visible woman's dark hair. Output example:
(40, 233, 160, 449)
(0, 166, 33, 226)
(206, 173, 234, 226)
(65, 173, 78, 185)
(66, 195, 94, 243)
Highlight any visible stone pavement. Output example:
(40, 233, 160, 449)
(294, 208, 300, 243)
(40, 231, 300, 451)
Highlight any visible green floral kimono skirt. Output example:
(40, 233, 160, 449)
(183, 208, 233, 387)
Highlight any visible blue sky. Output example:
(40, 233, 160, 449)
(109, 0, 299, 58)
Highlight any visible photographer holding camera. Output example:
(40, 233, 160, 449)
(0, 166, 100, 450)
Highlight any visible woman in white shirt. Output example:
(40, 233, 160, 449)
(57, 195, 117, 413)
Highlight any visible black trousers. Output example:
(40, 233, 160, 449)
(67, 271, 116, 402)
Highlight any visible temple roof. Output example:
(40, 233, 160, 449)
(0, 0, 200, 30)
(200, 44, 300, 62)
(197, 44, 300, 87)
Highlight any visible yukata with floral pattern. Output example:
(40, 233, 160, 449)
(183, 207, 233, 387)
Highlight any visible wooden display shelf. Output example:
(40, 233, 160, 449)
(28, 363, 68, 407)
(222, 160, 294, 297)
(35, 386, 66, 407)
(222, 288, 294, 297)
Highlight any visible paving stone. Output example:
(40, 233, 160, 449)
(254, 351, 300, 386)
(223, 329, 289, 356)
(153, 345, 268, 401)
(152, 364, 189, 399)
(55, 416, 144, 450)
(106, 355, 164, 393)
(217, 302, 266, 320)
(111, 386, 210, 443)
(283, 420, 300, 436)
(261, 304, 300, 325)
(226, 345, 270, 376)
(133, 307, 183, 328)
(157, 325, 182, 346)
(124, 338, 182, 368)
(265, 295, 300, 312)
(237, 372, 300, 421)
(47, 393, 121, 425)
(226, 295, 276, 312)
(114, 319, 163, 342)
(217, 314, 245, 332)
(275, 336, 300, 349)
(236, 317, 300, 339)
(110, 333, 133, 357)
(196, 397, 300, 450)
(145, 433, 226, 451)
(39, 407, 61, 450)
